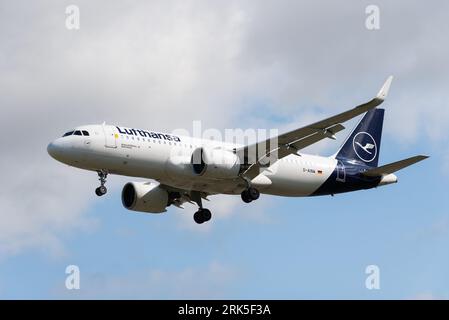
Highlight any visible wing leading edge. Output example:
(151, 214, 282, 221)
(239, 76, 394, 179)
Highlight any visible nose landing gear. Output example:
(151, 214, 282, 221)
(95, 170, 108, 196)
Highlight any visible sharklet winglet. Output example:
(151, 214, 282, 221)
(376, 75, 393, 101)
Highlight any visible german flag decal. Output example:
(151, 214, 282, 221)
(317, 170, 323, 174)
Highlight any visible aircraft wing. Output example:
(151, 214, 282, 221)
(238, 76, 394, 179)
(361, 155, 429, 177)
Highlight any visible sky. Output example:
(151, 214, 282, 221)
(0, 0, 448, 299)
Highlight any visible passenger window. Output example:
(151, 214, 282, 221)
(74, 130, 82, 136)
(63, 131, 74, 137)
(82, 130, 89, 136)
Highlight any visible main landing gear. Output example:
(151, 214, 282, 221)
(95, 170, 108, 196)
(193, 208, 212, 224)
(241, 187, 260, 203)
(191, 191, 212, 224)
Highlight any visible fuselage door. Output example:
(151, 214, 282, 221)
(336, 160, 346, 182)
(103, 124, 117, 148)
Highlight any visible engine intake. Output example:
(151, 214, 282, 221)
(191, 147, 241, 179)
(121, 182, 169, 213)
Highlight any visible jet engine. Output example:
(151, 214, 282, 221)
(121, 182, 169, 213)
(191, 147, 241, 179)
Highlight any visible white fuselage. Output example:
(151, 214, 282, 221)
(48, 124, 338, 197)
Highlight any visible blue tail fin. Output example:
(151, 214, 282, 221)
(335, 108, 384, 167)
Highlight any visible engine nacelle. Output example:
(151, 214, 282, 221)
(121, 182, 169, 213)
(191, 147, 241, 179)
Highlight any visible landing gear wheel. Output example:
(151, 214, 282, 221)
(193, 208, 212, 224)
(194, 210, 204, 224)
(241, 190, 252, 203)
(95, 186, 107, 196)
(201, 209, 212, 222)
(241, 187, 259, 203)
(95, 170, 108, 197)
(248, 187, 260, 200)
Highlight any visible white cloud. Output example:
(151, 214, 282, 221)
(0, 1, 253, 257)
(410, 291, 445, 300)
(442, 152, 449, 176)
(0, 159, 99, 258)
(177, 194, 275, 233)
(414, 216, 449, 242)
(1, 0, 448, 257)
(53, 261, 236, 299)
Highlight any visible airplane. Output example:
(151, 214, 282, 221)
(47, 76, 428, 224)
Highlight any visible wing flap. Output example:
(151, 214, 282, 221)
(239, 76, 393, 179)
(242, 124, 346, 178)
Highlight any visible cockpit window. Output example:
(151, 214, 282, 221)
(74, 130, 82, 136)
(63, 131, 74, 137)
(82, 130, 89, 136)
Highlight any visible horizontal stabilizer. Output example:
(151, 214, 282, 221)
(362, 155, 429, 177)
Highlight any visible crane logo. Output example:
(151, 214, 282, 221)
(353, 132, 377, 162)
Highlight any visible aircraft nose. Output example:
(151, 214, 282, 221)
(47, 141, 56, 158)
(47, 140, 62, 160)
